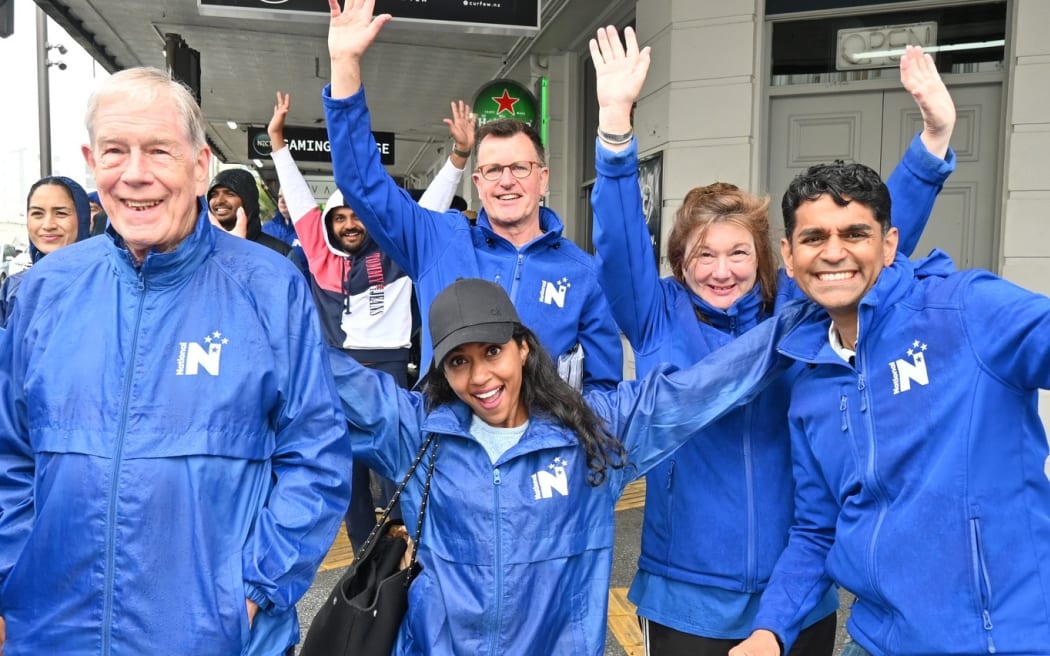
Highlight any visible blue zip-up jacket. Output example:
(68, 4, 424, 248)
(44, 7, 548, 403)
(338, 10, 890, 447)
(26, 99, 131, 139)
(755, 251, 1050, 655)
(322, 85, 622, 391)
(0, 212, 352, 655)
(590, 134, 953, 637)
(262, 210, 297, 245)
(327, 302, 805, 655)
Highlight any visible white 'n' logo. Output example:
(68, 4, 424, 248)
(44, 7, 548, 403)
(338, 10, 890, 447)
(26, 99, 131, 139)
(539, 277, 571, 308)
(889, 351, 928, 394)
(185, 342, 222, 376)
(176, 331, 228, 376)
(531, 457, 570, 500)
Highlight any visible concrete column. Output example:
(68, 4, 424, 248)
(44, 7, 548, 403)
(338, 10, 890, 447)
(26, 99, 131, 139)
(997, 0, 1050, 429)
(634, 0, 763, 274)
(1000, 0, 1050, 294)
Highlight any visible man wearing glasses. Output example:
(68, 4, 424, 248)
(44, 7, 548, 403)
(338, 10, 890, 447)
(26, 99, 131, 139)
(322, 3, 622, 391)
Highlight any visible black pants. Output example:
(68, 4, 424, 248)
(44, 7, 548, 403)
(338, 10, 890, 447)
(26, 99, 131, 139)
(344, 358, 408, 550)
(643, 612, 836, 656)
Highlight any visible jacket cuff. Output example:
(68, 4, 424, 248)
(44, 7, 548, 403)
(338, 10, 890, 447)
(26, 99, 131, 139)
(594, 136, 638, 177)
(904, 131, 956, 183)
(245, 583, 275, 612)
(322, 83, 366, 108)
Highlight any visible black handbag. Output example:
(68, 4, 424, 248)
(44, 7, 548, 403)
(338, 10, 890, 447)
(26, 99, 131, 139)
(300, 433, 439, 656)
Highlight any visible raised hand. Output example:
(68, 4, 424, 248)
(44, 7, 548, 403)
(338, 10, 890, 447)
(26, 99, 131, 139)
(590, 26, 650, 132)
(589, 26, 650, 152)
(328, 0, 392, 97)
(328, 0, 390, 62)
(267, 91, 291, 151)
(210, 206, 249, 239)
(900, 45, 955, 159)
(444, 99, 476, 160)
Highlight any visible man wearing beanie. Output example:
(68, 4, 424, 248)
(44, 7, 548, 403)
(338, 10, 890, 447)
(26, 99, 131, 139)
(207, 168, 291, 255)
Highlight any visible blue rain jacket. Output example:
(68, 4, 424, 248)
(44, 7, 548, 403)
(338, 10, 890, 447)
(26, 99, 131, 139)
(756, 251, 1050, 654)
(0, 212, 352, 655)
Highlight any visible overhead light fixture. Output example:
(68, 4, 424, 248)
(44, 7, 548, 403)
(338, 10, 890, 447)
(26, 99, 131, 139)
(851, 38, 1005, 60)
(253, 159, 264, 168)
(226, 120, 238, 130)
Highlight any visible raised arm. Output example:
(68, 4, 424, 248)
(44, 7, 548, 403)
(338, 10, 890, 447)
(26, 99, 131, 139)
(325, 0, 464, 278)
(328, 0, 390, 100)
(904, 45, 955, 160)
(267, 92, 318, 226)
(418, 100, 476, 211)
(887, 45, 957, 256)
(588, 27, 668, 350)
(326, 346, 427, 479)
(587, 300, 813, 483)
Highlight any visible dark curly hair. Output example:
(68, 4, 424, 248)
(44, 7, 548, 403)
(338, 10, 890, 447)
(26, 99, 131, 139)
(781, 160, 891, 241)
(423, 325, 626, 486)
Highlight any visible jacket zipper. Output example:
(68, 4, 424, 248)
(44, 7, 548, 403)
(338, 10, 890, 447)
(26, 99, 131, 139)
(489, 467, 504, 655)
(969, 517, 997, 653)
(742, 403, 757, 591)
(856, 351, 893, 615)
(102, 269, 147, 653)
(509, 253, 524, 302)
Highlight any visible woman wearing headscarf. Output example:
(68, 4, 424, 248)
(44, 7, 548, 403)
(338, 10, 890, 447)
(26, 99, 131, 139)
(0, 176, 92, 324)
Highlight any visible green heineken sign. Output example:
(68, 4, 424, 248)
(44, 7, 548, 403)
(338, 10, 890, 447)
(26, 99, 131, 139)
(472, 80, 538, 127)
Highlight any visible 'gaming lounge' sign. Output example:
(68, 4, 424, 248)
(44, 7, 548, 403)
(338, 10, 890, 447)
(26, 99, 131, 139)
(248, 126, 396, 166)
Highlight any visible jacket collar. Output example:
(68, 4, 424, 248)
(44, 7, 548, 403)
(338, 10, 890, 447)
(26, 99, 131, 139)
(422, 399, 579, 460)
(475, 206, 563, 250)
(105, 209, 215, 288)
(687, 282, 765, 334)
(778, 250, 955, 363)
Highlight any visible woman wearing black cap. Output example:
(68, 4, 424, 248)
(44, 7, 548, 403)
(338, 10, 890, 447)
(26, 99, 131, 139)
(327, 277, 801, 656)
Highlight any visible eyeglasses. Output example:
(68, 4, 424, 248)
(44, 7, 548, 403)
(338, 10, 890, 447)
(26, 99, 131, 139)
(474, 161, 545, 181)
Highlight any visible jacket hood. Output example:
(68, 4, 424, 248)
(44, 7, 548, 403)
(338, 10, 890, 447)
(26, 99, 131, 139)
(26, 176, 93, 264)
(208, 168, 262, 241)
(322, 189, 374, 256)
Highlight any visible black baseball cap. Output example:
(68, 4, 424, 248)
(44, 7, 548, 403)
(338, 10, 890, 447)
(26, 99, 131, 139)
(429, 279, 520, 368)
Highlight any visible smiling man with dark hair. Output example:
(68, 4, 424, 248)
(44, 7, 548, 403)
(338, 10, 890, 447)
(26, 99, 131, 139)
(730, 159, 1050, 656)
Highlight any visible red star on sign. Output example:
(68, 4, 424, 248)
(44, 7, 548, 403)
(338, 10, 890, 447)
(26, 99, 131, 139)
(492, 89, 520, 115)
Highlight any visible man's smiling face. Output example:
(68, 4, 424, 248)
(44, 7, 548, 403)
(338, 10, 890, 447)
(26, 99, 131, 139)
(781, 194, 899, 329)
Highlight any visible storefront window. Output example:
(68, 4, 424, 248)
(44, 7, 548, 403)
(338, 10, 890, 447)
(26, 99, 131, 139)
(770, 2, 1006, 86)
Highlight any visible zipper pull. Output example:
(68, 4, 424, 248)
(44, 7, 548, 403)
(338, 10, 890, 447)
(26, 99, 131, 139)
(493, 468, 502, 485)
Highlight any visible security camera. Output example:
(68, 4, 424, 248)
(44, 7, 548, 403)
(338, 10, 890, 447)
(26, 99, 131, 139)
(57, 61, 67, 70)
(57, 44, 67, 55)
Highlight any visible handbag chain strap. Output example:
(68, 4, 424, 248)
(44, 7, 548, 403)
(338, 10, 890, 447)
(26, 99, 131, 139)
(405, 434, 439, 584)
(355, 432, 439, 566)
